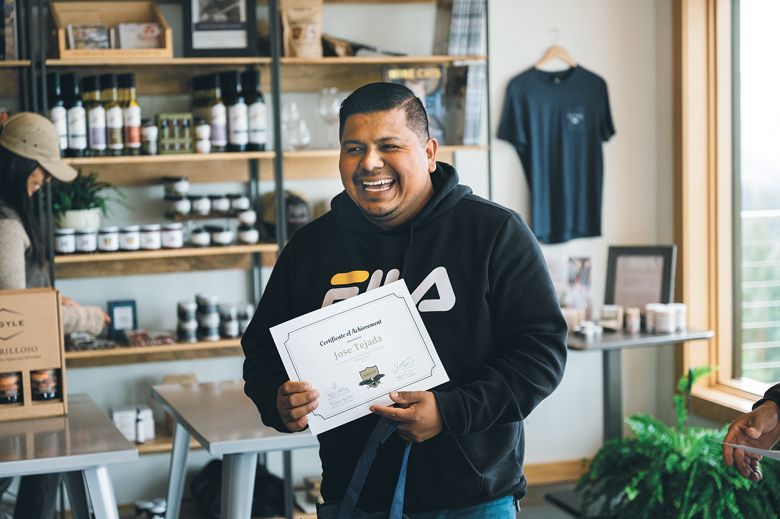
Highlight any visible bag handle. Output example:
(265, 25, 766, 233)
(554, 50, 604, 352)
(336, 417, 412, 519)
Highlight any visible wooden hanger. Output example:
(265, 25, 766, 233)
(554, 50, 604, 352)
(534, 44, 577, 69)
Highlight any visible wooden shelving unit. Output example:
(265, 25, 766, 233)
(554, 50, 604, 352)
(65, 339, 244, 368)
(54, 244, 277, 279)
(63, 151, 274, 166)
(0, 60, 31, 67)
(46, 57, 272, 67)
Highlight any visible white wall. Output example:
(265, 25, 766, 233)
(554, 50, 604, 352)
(488, 0, 674, 463)
(57, 0, 674, 505)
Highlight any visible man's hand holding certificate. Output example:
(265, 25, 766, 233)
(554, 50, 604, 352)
(270, 280, 449, 435)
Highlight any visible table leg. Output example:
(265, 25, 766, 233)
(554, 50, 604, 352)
(63, 471, 90, 519)
(221, 452, 258, 519)
(283, 450, 293, 519)
(603, 348, 623, 441)
(166, 421, 191, 519)
(82, 466, 119, 519)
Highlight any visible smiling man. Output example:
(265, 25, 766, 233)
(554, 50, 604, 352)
(242, 82, 567, 517)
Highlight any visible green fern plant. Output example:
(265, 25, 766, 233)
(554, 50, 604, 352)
(50, 170, 125, 220)
(576, 367, 780, 518)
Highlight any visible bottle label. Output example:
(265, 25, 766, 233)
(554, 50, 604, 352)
(106, 106, 124, 150)
(67, 106, 87, 150)
(50, 106, 68, 151)
(88, 106, 107, 150)
(210, 104, 227, 147)
(248, 101, 267, 145)
(123, 105, 142, 148)
(228, 102, 249, 146)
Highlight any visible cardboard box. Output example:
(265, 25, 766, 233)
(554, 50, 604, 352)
(49, 1, 172, 61)
(0, 288, 67, 421)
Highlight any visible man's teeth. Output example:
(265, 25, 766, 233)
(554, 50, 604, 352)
(363, 179, 394, 191)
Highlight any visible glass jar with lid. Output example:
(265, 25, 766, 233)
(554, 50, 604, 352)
(140, 224, 162, 250)
(98, 226, 119, 252)
(165, 195, 191, 217)
(161, 223, 184, 249)
(162, 176, 190, 197)
(75, 230, 97, 253)
(228, 193, 251, 213)
(190, 227, 211, 247)
(190, 195, 211, 215)
(209, 194, 230, 213)
(120, 225, 141, 251)
(54, 228, 76, 255)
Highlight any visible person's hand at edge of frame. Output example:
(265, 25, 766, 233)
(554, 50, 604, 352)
(277, 380, 319, 432)
(370, 390, 442, 443)
(723, 400, 780, 481)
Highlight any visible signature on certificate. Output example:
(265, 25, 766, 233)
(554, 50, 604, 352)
(393, 356, 416, 380)
(325, 382, 354, 408)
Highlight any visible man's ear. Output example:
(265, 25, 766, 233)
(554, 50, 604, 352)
(426, 138, 438, 173)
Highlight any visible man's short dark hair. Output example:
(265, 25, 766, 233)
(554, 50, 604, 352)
(339, 82, 430, 142)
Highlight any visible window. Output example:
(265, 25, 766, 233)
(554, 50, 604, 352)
(732, 0, 780, 385)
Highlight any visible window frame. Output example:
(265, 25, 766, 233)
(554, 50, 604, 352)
(674, 0, 772, 420)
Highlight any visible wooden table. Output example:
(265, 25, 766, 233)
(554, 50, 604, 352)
(152, 380, 319, 519)
(0, 394, 137, 519)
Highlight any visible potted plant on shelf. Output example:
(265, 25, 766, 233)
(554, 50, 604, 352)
(51, 171, 123, 230)
(576, 367, 780, 518)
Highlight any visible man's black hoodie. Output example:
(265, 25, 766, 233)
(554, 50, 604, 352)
(242, 162, 567, 512)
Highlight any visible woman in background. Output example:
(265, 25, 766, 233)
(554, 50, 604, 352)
(0, 112, 107, 518)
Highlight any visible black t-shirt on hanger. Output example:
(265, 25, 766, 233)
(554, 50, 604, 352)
(498, 65, 615, 244)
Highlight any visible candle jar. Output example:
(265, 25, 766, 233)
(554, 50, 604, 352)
(208, 225, 234, 246)
(196, 139, 211, 154)
(198, 325, 221, 342)
(140, 224, 162, 250)
(54, 228, 76, 255)
(220, 319, 240, 339)
(161, 223, 184, 249)
(177, 300, 197, 321)
(30, 369, 60, 401)
(120, 225, 141, 251)
(98, 226, 119, 252)
(209, 194, 230, 214)
(165, 195, 191, 217)
(237, 209, 257, 226)
(237, 225, 259, 244)
(190, 227, 211, 247)
(75, 230, 97, 253)
(163, 176, 190, 197)
(218, 304, 237, 321)
(191, 195, 211, 216)
(229, 194, 251, 213)
(141, 122, 158, 155)
(0, 372, 22, 404)
(177, 320, 198, 343)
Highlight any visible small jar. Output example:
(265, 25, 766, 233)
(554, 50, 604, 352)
(190, 227, 211, 247)
(625, 307, 641, 334)
(196, 293, 219, 314)
(218, 304, 237, 321)
(195, 119, 211, 141)
(654, 306, 677, 334)
(54, 228, 76, 255)
(161, 223, 184, 249)
(165, 195, 191, 216)
(238, 304, 254, 334)
(220, 319, 240, 338)
(208, 225, 234, 246)
(141, 122, 158, 155)
(140, 224, 162, 250)
(237, 209, 257, 226)
(237, 225, 259, 244)
(177, 300, 197, 321)
(163, 176, 190, 197)
(134, 500, 154, 519)
(75, 230, 97, 253)
(0, 372, 22, 404)
(196, 139, 211, 154)
(120, 225, 141, 251)
(149, 504, 166, 519)
(229, 194, 251, 212)
(197, 311, 220, 328)
(191, 195, 211, 215)
(97, 226, 119, 252)
(30, 369, 59, 401)
(198, 325, 221, 342)
(177, 320, 198, 343)
(209, 194, 231, 213)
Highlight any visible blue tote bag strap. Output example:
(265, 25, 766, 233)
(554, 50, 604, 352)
(336, 417, 412, 519)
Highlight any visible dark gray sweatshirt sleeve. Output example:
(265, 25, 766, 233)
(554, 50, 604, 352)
(434, 214, 568, 434)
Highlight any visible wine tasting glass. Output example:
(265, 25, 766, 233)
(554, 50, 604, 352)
(317, 87, 342, 148)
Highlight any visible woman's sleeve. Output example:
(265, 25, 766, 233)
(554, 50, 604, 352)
(61, 305, 105, 336)
(0, 219, 29, 289)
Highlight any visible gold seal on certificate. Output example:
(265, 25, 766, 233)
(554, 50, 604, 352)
(270, 280, 450, 435)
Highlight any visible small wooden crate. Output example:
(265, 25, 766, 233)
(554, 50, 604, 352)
(0, 288, 68, 421)
(50, 1, 173, 61)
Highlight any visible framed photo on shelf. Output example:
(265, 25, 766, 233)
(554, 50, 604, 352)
(183, 0, 257, 57)
(604, 245, 677, 312)
(107, 300, 137, 341)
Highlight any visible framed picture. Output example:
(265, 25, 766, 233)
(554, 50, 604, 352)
(107, 300, 137, 341)
(183, 0, 257, 57)
(604, 245, 677, 312)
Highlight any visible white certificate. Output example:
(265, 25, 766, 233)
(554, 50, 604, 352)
(270, 280, 449, 435)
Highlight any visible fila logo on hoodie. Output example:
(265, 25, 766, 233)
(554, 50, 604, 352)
(321, 266, 456, 313)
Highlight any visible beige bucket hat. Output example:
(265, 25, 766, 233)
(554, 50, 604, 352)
(0, 112, 77, 182)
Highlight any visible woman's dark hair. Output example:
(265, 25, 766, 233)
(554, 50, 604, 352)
(339, 82, 430, 142)
(0, 145, 46, 265)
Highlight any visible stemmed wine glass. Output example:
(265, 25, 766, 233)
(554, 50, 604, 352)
(283, 101, 311, 151)
(317, 87, 342, 149)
